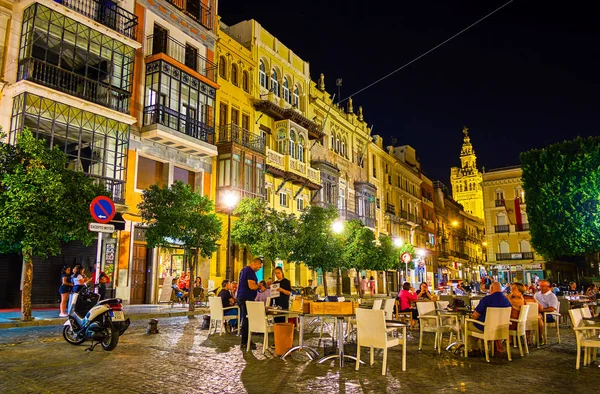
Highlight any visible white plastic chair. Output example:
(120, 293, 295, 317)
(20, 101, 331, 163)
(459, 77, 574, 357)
(246, 301, 275, 354)
(525, 301, 540, 349)
(372, 299, 383, 310)
(436, 301, 449, 310)
(355, 308, 405, 375)
(569, 308, 600, 369)
(543, 310, 561, 344)
(208, 296, 240, 336)
(464, 307, 512, 362)
(417, 301, 439, 351)
(509, 305, 530, 357)
(382, 298, 395, 320)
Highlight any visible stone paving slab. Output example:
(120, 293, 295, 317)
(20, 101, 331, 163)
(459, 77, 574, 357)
(0, 316, 596, 393)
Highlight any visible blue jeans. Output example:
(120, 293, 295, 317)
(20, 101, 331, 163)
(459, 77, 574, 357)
(224, 308, 238, 327)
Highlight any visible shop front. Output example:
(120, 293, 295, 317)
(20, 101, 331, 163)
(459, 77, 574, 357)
(491, 263, 545, 285)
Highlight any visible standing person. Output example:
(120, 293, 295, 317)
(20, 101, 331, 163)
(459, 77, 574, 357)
(272, 267, 292, 322)
(59, 266, 73, 317)
(369, 276, 376, 295)
(237, 258, 263, 350)
(533, 273, 540, 284)
(360, 276, 368, 297)
(71, 265, 87, 293)
(354, 275, 360, 296)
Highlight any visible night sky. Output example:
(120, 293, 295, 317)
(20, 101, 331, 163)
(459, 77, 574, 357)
(219, 0, 599, 186)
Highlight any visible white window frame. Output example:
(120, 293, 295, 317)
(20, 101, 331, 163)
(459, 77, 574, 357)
(270, 69, 279, 96)
(293, 85, 300, 108)
(279, 192, 288, 207)
(259, 60, 267, 89)
(282, 77, 290, 103)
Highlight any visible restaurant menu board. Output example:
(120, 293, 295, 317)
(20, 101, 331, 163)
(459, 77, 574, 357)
(270, 283, 280, 298)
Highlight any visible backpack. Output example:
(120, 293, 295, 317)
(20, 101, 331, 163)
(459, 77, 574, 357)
(201, 315, 211, 330)
(448, 298, 465, 311)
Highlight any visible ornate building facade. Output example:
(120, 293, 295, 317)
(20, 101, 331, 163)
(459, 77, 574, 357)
(450, 127, 484, 220)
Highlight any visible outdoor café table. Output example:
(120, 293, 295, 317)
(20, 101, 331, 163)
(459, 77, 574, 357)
(386, 320, 408, 371)
(436, 308, 471, 352)
(266, 308, 319, 360)
(315, 313, 361, 368)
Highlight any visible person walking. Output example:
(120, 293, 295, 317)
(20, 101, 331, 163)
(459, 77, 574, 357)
(237, 258, 263, 350)
(369, 276, 376, 295)
(360, 276, 368, 297)
(59, 266, 73, 317)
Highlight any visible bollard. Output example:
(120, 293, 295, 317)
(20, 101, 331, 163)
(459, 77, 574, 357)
(146, 318, 159, 334)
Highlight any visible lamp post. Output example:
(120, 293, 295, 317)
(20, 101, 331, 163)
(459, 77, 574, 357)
(223, 191, 238, 281)
(393, 238, 404, 289)
(332, 220, 344, 296)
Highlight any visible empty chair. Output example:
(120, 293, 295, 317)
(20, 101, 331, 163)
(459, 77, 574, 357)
(208, 296, 240, 336)
(569, 308, 600, 369)
(355, 308, 405, 375)
(382, 299, 395, 320)
(417, 302, 441, 352)
(559, 297, 570, 325)
(509, 304, 530, 357)
(246, 301, 275, 354)
(436, 300, 450, 310)
(372, 299, 383, 310)
(464, 307, 512, 362)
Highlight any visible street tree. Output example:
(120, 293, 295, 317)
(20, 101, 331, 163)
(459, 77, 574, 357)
(375, 234, 401, 271)
(231, 198, 298, 269)
(521, 136, 600, 261)
(341, 219, 378, 282)
(139, 181, 222, 311)
(0, 129, 107, 321)
(292, 205, 342, 296)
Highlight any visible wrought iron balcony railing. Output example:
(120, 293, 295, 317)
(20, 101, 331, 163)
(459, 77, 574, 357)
(516, 223, 530, 231)
(57, 0, 138, 39)
(18, 57, 130, 113)
(496, 252, 534, 260)
(495, 199, 505, 207)
(146, 34, 216, 81)
(164, 0, 212, 29)
(218, 124, 265, 154)
(143, 104, 214, 144)
(494, 224, 510, 233)
(385, 203, 395, 215)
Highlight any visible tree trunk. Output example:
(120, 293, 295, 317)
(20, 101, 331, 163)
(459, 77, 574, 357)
(336, 267, 342, 296)
(21, 251, 34, 321)
(322, 269, 328, 297)
(355, 267, 361, 296)
(188, 249, 197, 312)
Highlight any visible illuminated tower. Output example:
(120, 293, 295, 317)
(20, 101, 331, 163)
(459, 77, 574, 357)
(450, 127, 484, 219)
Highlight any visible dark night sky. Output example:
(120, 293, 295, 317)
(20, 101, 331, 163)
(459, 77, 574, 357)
(219, 0, 600, 185)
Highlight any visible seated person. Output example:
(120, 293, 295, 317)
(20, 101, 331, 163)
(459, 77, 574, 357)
(171, 278, 188, 300)
(534, 280, 559, 324)
(508, 282, 526, 330)
(397, 282, 418, 328)
(454, 282, 466, 295)
(303, 279, 316, 297)
(255, 280, 271, 304)
(416, 282, 433, 300)
(218, 280, 238, 329)
(467, 282, 510, 357)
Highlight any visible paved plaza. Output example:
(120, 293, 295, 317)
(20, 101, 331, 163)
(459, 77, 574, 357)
(0, 316, 596, 393)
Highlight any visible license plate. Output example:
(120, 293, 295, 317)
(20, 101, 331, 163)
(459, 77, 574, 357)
(110, 310, 125, 321)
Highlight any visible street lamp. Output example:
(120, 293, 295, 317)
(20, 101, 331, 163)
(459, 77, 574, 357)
(393, 238, 403, 247)
(332, 220, 344, 234)
(223, 191, 238, 281)
(452, 221, 458, 227)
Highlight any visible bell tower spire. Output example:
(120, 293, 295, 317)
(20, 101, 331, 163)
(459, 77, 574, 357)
(450, 126, 484, 219)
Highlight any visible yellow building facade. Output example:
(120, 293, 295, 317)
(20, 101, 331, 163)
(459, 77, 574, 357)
(450, 127, 484, 220)
(223, 19, 321, 287)
(482, 166, 544, 284)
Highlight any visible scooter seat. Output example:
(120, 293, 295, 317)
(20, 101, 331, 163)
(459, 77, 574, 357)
(97, 298, 123, 306)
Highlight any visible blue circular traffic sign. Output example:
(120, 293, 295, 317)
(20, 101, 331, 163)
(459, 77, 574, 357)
(90, 196, 116, 224)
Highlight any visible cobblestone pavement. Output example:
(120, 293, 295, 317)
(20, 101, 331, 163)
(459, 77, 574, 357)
(0, 316, 597, 394)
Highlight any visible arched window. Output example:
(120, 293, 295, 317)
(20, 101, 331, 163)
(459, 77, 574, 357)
(242, 71, 249, 92)
(289, 130, 297, 159)
(499, 241, 510, 254)
(277, 129, 287, 155)
(219, 56, 227, 79)
(298, 135, 305, 162)
(282, 77, 291, 103)
(520, 240, 531, 253)
(270, 69, 279, 96)
(330, 132, 335, 150)
(342, 137, 347, 157)
(458, 184, 462, 192)
(231, 64, 238, 86)
(336, 135, 340, 153)
(293, 85, 300, 108)
(259, 60, 267, 88)
(496, 212, 507, 226)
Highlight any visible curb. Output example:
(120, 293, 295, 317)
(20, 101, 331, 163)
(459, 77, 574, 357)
(0, 308, 210, 330)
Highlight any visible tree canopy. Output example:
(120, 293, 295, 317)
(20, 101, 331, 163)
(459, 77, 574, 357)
(231, 197, 298, 267)
(341, 219, 378, 271)
(0, 129, 107, 320)
(520, 136, 600, 259)
(139, 181, 222, 310)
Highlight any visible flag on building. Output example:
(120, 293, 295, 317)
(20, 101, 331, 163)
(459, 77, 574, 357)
(504, 198, 520, 225)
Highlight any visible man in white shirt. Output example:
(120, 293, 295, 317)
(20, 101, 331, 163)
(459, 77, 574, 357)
(254, 280, 271, 304)
(534, 280, 559, 323)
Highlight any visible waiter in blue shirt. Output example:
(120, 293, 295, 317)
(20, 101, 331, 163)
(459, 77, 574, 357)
(237, 257, 263, 350)
(467, 282, 510, 357)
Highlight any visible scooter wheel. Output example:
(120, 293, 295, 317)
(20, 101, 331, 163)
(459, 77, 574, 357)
(63, 325, 85, 345)
(101, 325, 120, 351)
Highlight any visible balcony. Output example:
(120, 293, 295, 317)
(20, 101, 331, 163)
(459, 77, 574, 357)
(338, 209, 359, 221)
(164, 0, 212, 29)
(400, 210, 408, 220)
(360, 216, 376, 229)
(94, 176, 125, 204)
(265, 148, 320, 189)
(494, 224, 510, 233)
(217, 124, 265, 155)
(58, 0, 138, 39)
(385, 203, 396, 215)
(142, 104, 217, 156)
(18, 57, 130, 113)
(516, 223, 530, 232)
(409, 213, 416, 223)
(496, 252, 534, 260)
(495, 199, 505, 207)
(146, 35, 216, 82)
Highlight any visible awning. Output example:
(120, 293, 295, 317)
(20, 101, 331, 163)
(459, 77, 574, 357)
(110, 212, 126, 231)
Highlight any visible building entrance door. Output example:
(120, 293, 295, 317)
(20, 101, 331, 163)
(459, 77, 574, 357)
(130, 243, 148, 304)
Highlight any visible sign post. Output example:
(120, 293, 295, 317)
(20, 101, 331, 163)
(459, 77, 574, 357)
(401, 252, 412, 286)
(90, 196, 116, 291)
